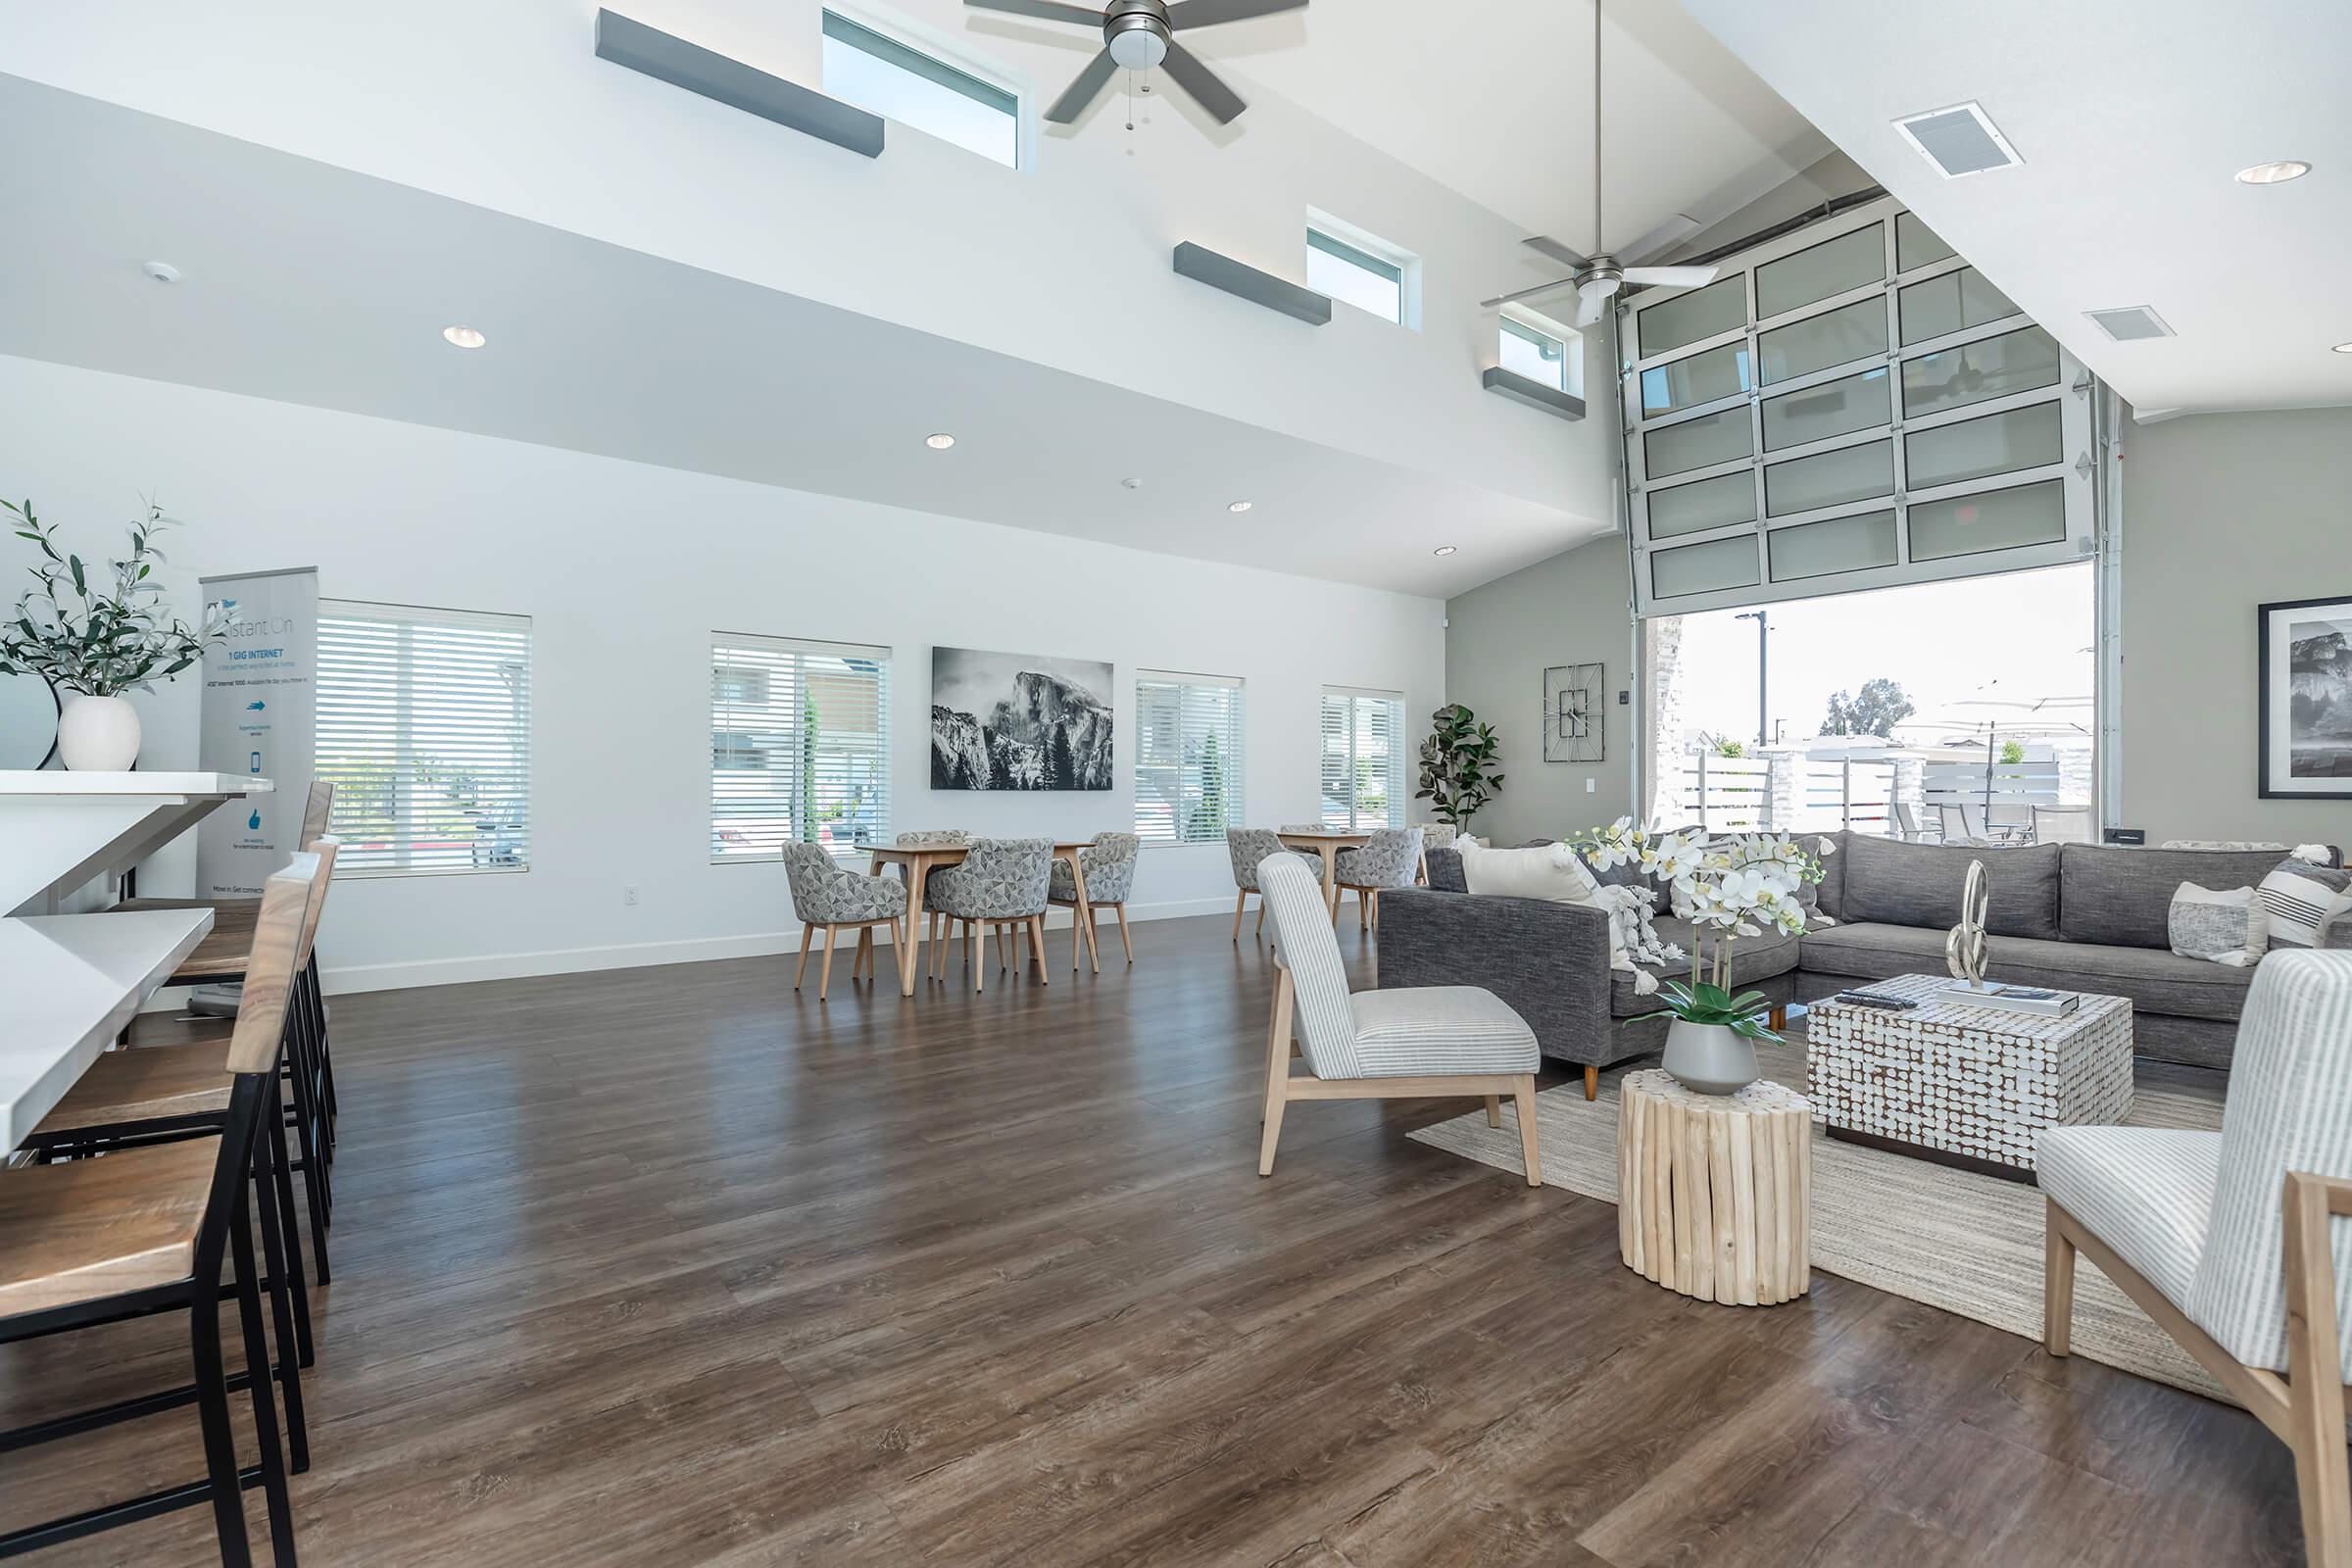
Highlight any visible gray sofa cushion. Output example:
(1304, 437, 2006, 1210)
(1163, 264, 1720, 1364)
(1796, 921, 2256, 1022)
(2061, 844, 2291, 950)
(1424, 846, 1469, 893)
(1611, 918, 1801, 1016)
(1838, 834, 2062, 940)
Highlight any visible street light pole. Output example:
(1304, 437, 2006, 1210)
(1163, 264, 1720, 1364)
(1735, 610, 1769, 750)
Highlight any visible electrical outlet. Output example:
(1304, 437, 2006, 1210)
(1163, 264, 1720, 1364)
(623, 884, 640, 906)
(1585, 777, 1596, 793)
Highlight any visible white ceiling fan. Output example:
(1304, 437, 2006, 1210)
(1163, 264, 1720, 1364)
(1480, 0, 1720, 327)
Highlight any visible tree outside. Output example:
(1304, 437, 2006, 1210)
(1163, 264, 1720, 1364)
(1822, 677, 1917, 738)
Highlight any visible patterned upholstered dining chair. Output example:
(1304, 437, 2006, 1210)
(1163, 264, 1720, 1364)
(1254, 855, 1543, 1184)
(922, 837, 1054, 993)
(1226, 828, 1325, 942)
(783, 841, 908, 1000)
(1050, 831, 1140, 972)
(1332, 826, 1423, 930)
(2039, 951, 2352, 1567)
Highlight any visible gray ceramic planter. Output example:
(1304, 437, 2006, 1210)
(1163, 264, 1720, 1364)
(1662, 1019, 1760, 1096)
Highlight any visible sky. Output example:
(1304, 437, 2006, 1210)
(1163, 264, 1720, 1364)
(1669, 562, 2095, 748)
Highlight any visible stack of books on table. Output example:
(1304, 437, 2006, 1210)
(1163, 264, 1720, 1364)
(1938, 982, 2080, 1017)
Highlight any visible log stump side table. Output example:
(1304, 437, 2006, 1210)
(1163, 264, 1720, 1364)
(1618, 1068, 1812, 1306)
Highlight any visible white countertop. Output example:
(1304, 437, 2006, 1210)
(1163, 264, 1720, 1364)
(1, 907, 214, 1149)
(0, 771, 274, 796)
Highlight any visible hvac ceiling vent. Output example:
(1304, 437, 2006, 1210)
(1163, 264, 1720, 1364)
(1892, 101, 2022, 177)
(2086, 306, 2177, 342)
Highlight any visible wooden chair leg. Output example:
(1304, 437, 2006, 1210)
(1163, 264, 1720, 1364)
(2042, 1199, 2076, 1357)
(1256, 897, 1267, 937)
(1114, 904, 1134, 964)
(1513, 1075, 1542, 1186)
(1028, 915, 1050, 983)
(855, 925, 873, 982)
(2283, 1173, 2352, 1568)
(972, 919, 984, 993)
(1258, 973, 1295, 1176)
(1583, 1064, 1599, 1102)
(818, 927, 838, 1000)
(794, 923, 814, 990)
(1073, 906, 1085, 971)
(1358, 888, 1369, 930)
(1232, 889, 1248, 942)
(1369, 889, 1380, 930)
(1485, 1095, 1502, 1128)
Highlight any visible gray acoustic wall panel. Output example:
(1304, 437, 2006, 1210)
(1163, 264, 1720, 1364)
(1171, 243, 1331, 326)
(1482, 368, 1587, 421)
(596, 10, 885, 160)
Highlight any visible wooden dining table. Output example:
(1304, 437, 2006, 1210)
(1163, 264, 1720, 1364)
(1275, 827, 1432, 914)
(861, 840, 1101, 996)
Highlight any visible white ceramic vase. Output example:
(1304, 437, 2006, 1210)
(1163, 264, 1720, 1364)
(57, 693, 142, 771)
(1661, 1018, 1759, 1097)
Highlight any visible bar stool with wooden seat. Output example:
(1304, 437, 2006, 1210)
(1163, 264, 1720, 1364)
(114, 782, 340, 1145)
(27, 842, 339, 1459)
(0, 857, 317, 1566)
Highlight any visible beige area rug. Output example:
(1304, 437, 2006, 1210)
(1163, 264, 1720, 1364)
(1409, 1039, 2232, 1402)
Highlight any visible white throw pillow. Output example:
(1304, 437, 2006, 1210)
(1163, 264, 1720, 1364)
(2255, 858, 2352, 949)
(2168, 882, 2270, 967)
(1453, 835, 1624, 967)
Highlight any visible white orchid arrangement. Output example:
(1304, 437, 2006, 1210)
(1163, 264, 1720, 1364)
(1574, 819, 1832, 1042)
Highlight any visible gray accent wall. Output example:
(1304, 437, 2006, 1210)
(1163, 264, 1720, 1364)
(2122, 405, 2352, 844)
(1445, 532, 1638, 844)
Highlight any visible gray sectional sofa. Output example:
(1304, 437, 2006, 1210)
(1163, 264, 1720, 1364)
(1376, 833, 2339, 1092)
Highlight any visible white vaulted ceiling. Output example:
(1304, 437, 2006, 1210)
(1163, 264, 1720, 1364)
(1679, 0, 2352, 416)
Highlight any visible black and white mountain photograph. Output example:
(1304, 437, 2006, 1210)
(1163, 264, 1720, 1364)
(2289, 612, 2352, 779)
(931, 646, 1113, 791)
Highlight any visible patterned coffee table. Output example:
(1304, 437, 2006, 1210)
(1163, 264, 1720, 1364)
(1804, 973, 2133, 1182)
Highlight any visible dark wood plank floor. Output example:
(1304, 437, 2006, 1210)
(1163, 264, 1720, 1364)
(1, 912, 2307, 1565)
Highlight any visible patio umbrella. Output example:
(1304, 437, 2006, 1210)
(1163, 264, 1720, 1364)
(1890, 694, 2092, 815)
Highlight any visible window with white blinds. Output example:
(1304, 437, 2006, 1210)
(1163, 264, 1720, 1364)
(711, 634, 891, 861)
(316, 601, 533, 876)
(1319, 687, 1407, 830)
(1133, 671, 1245, 846)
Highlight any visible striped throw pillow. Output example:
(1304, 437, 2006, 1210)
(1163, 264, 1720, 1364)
(2256, 859, 2352, 950)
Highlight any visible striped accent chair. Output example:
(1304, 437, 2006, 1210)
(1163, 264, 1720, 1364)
(2039, 949, 2352, 1566)
(1254, 854, 1542, 1184)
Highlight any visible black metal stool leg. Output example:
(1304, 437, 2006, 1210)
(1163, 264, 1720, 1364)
(188, 1273, 254, 1568)
(263, 1101, 315, 1368)
(229, 1191, 298, 1566)
(249, 1135, 310, 1470)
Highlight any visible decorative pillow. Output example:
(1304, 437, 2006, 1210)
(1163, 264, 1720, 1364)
(2168, 882, 2270, 967)
(2256, 858, 2352, 950)
(1453, 835, 1601, 904)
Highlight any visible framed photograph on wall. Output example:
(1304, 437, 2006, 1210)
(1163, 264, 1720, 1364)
(2258, 596, 2352, 800)
(930, 646, 1114, 790)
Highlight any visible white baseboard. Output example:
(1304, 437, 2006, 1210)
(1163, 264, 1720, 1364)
(308, 894, 1240, 996)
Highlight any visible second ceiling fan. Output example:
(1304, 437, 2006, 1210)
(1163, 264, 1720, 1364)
(964, 0, 1305, 126)
(1482, 0, 1720, 327)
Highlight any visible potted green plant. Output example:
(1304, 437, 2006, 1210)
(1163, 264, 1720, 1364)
(1574, 820, 1829, 1094)
(0, 499, 228, 770)
(1414, 703, 1504, 837)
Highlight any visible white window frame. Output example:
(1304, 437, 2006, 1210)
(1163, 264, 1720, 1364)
(1619, 195, 2093, 617)
(1306, 208, 1420, 329)
(820, 5, 1028, 171)
(1132, 670, 1245, 848)
(1500, 307, 1581, 397)
(710, 632, 893, 864)
(1319, 686, 1408, 830)
(316, 599, 533, 879)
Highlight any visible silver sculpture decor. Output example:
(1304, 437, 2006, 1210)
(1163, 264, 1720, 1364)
(1945, 858, 1991, 989)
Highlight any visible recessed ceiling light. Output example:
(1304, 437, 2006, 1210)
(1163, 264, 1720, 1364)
(1432, 545, 1457, 557)
(141, 260, 181, 284)
(1227, 500, 1252, 514)
(2235, 160, 2311, 185)
(924, 432, 956, 450)
(2332, 342, 2352, 355)
(1121, 476, 1144, 490)
(441, 325, 486, 349)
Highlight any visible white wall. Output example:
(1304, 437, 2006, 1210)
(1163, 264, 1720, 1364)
(2, 355, 1444, 990)
(0, 0, 1612, 523)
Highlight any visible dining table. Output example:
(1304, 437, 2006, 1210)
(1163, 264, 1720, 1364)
(1275, 826, 1432, 913)
(861, 840, 1102, 996)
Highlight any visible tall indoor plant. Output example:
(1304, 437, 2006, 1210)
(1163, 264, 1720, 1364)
(1575, 819, 1828, 1094)
(0, 498, 228, 769)
(1414, 703, 1504, 836)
